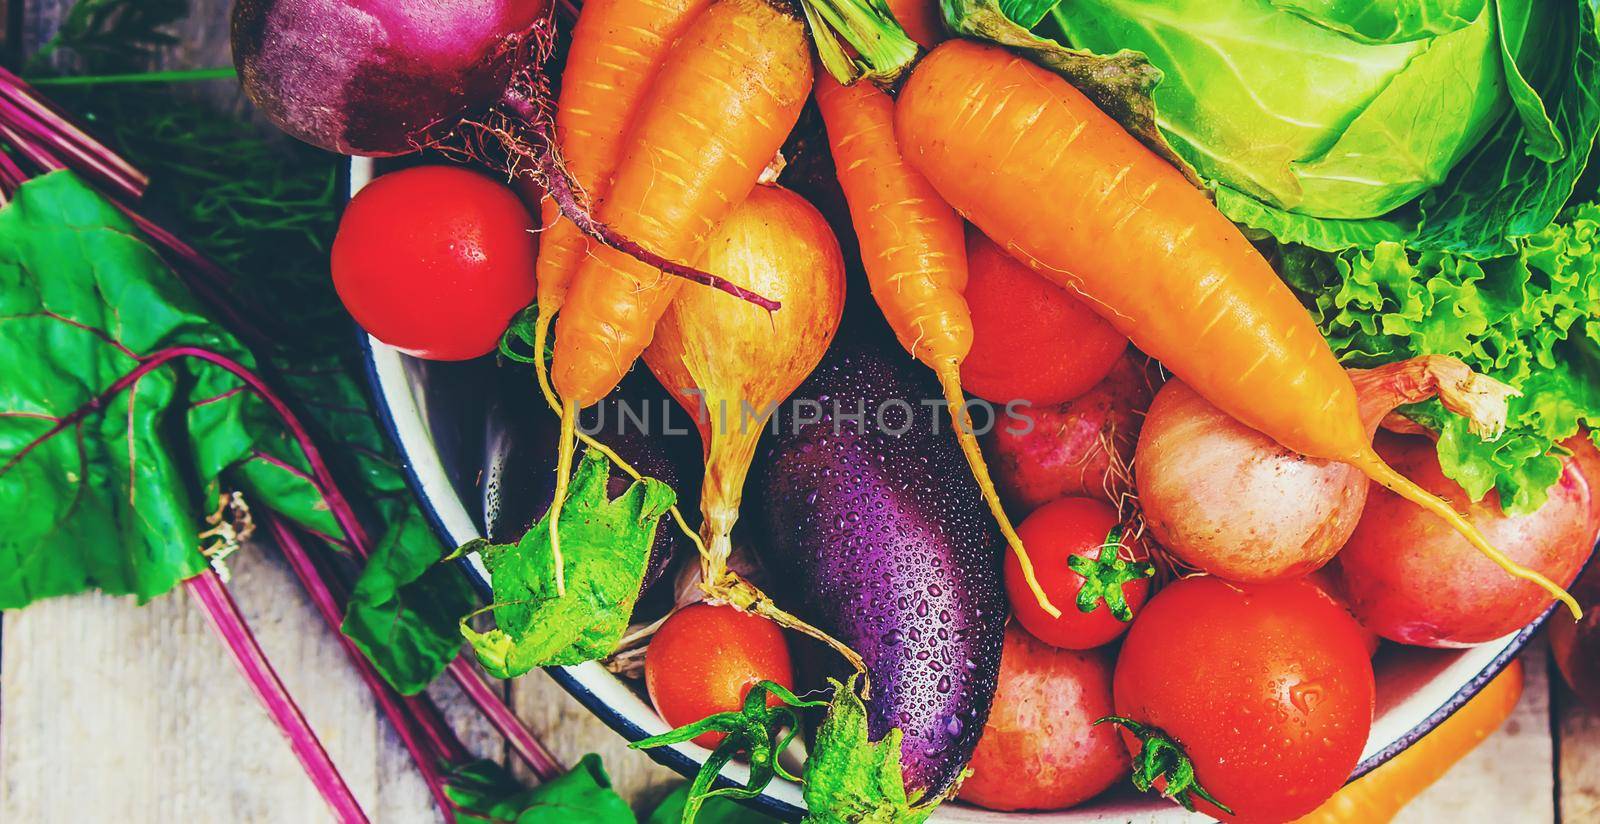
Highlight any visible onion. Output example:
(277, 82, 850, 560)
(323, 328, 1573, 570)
(1134, 355, 1516, 582)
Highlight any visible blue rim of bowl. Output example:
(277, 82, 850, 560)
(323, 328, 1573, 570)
(345, 160, 1577, 819)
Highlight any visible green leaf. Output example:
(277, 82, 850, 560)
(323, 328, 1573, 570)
(444, 754, 635, 824)
(1215, 186, 1414, 252)
(1414, 1, 1600, 257)
(462, 448, 674, 677)
(646, 785, 780, 824)
(340, 507, 479, 695)
(0, 171, 258, 606)
(1283, 201, 1600, 513)
(943, 0, 1201, 182)
(1270, 0, 1484, 43)
(800, 675, 938, 824)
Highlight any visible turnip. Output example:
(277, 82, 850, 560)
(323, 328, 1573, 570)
(1135, 355, 1517, 582)
(754, 341, 1006, 798)
(1337, 432, 1595, 647)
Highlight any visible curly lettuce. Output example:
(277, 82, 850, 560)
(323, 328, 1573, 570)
(1284, 203, 1600, 513)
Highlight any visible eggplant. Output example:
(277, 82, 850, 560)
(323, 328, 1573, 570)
(754, 341, 1006, 798)
(482, 367, 699, 594)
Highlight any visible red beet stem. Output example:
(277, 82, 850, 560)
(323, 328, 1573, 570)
(184, 569, 370, 824)
(0, 67, 147, 198)
(447, 657, 563, 782)
(268, 517, 461, 823)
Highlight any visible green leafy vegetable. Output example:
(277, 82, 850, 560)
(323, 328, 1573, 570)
(646, 785, 780, 824)
(1284, 202, 1600, 512)
(801, 675, 939, 824)
(635, 680, 819, 823)
(1030, 0, 1600, 257)
(444, 754, 635, 823)
(461, 448, 674, 677)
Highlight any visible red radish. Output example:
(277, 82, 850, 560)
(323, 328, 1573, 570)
(1136, 356, 1517, 582)
(984, 351, 1158, 513)
(961, 228, 1126, 407)
(332, 166, 536, 361)
(1004, 498, 1152, 650)
(1551, 432, 1600, 706)
(645, 603, 795, 748)
(1335, 432, 1595, 647)
(960, 623, 1126, 811)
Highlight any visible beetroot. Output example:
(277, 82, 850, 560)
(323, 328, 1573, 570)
(754, 342, 1006, 798)
(232, 0, 548, 156)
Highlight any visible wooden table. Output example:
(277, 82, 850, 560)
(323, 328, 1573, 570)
(2, 2, 1597, 821)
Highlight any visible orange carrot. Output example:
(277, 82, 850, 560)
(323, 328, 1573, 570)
(1293, 660, 1524, 824)
(526, 0, 714, 408)
(894, 39, 1578, 616)
(544, 0, 811, 585)
(813, 73, 1060, 616)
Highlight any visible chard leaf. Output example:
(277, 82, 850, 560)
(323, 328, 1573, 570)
(444, 754, 635, 823)
(646, 784, 780, 823)
(1414, 1, 1600, 257)
(801, 675, 939, 824)
(340, 506, 478, 695)
(941, 0, 1200, 183)
(0, 171, 250, 605)
(461, 448, 674, 676)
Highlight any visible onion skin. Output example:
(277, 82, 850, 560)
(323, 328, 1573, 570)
(984, 352, 1158, 513)
(1136, 378, 1367, 582)
(1335, 433, 1594, 648)
(232, 0, 547, 155)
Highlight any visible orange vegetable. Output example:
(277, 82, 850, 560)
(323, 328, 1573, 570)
(1293, 660, 1524, 824)
(894, 39, 1578, 616)
(814, 73, 1060, 615)
(545, 0, 811, 588)
(525, 0, 714, 405)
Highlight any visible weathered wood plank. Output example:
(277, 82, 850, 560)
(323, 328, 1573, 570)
(1395, 642, 1556, 824)
(1557, 676, 1600, 823)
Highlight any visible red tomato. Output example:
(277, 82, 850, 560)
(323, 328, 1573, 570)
(645, 603, 794, 748)
(960, 623, 1126, 811)
(1113, 577, 1375, 823)
(961, 228, 1126, 407)
(1003, 497, 1151, 649)
(332, 166, 536, 361)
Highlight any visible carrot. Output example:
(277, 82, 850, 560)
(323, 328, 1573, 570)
(544, 0, 812, 585)
(1293, 659, 1524, 824)
(813, 73, 1060, 617)
(894, 39, 1579, 617)
(525, 0, 714, 410)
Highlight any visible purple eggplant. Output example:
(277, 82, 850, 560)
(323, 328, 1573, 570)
(753, 341, 1006, 798)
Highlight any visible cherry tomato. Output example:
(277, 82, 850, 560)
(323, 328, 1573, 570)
(332, 165, 536, 361)
(645, 603, 794, 748)
(960, 623, 1126, 811)
(1003, 497, 1151, 649)
(961, 229, 1127, 406)
(1112, 577, 1375, 822)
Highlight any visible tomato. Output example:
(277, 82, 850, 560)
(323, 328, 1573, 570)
(332, 165, 536, 361)
(960, 228, 1126, 407)
(960, 623, 1126, 811)
(1003, 497, 1151, 649)
(645, 603, 794, 748)
(1334, 433, 1594, 648)
(1112, 577, 1375, 823)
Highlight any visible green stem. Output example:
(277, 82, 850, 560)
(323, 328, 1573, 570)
(26, 67, 238, 87)
(797, 0, 920, 85)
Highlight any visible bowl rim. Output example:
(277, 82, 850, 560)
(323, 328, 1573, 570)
(348, 156, 1556, 821)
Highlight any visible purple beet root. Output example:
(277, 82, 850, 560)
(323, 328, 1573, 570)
(232, 0, 547, 156)
(755, 341, 1007, 799)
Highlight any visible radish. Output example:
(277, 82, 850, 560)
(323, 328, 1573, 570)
(1135, 356, 1517, 582)
(1337, 432, 1596, 647)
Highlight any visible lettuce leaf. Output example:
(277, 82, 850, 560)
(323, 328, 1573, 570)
(1285, 202, 1600, 512)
